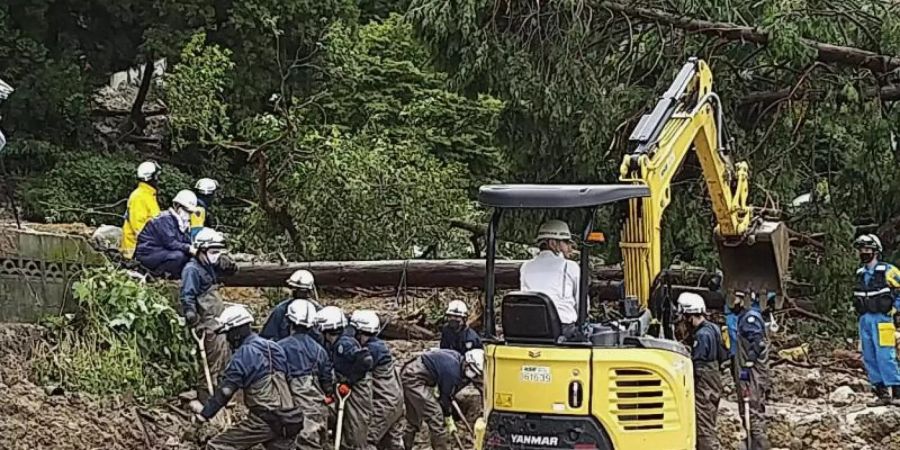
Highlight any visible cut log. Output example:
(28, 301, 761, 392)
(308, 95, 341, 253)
(224, 259, 720, 290)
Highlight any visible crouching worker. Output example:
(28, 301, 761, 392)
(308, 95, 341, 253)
(349, 310, 404, 450)
(320, 306, 374, 450)
(731, 291, 770, 450)
(135, 189, 199, 279)
(262, 270, 323, 344)
(195, 305, 304, 450)
(440, 300, 482, 355)
(678, 293, 727, 450)
(401, 348, 484, 450)
(278, 300, 334, 450)
(181, 228, 232, 404)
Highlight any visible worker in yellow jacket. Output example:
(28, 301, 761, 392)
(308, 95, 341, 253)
(120, 161, 162, 259)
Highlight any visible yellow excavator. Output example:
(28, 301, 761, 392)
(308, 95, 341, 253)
(472, 58, 789, 449)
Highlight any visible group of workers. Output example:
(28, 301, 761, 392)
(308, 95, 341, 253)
(119, 160, 221, 279)
(179, 226, 485, 450)
(119, 160, 900, 450)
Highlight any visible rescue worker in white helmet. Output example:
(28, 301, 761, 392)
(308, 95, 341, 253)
(135, 189, 199, 278)
(678, 292, 727, 450)
(439, 300, 482, 355)
(121, 161, 161, 259)
(519, 219, 581, 339)
(277, 299, 333, 450)
(350, 310, 405, 450)
(180, 228, 232, 405)
(852, 234, 900, 406)
(191, 178, 219, 239)
(320, 306, 374, 450)
(261, 270, 323, 344)
(195, 304, 303, 449)
(401, 348, 484, 450)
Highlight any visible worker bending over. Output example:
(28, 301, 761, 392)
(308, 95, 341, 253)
(135, 189, 199, 278)
(180, 228, 232, 405)
(262, 270, 323, 344)
(401, 348, 484, 450)
(192, 178, 219, 239)
(194, 305, 303, 450)
(678, 293, 726, 450)
(439, 300, 482, 355)
(852, 234, 900, 406)
(320, 306, 374, 450)
(730, 291, 770, 450)
(350, 310, 405, 450)
(121, 161, 161, 259)
(278, 300, 333, 450)
(519, 220, 580, 339)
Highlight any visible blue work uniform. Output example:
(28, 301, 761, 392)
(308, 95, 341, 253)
(734, 308, 770, 450)
(200, 334, 302, 450)
(327, 327, 374, 450)
(135, 209, 192, 279)
(181, 258, 230, 401)
(439, 325, 483, 355)
(401, 349, 468, 450)
(278, 330, 333, 450)
(725, 298, 761, 357)
(365, 337, 404, 450)
(261, 298, 324, 345)
(692, 320, 726, 450)
(854, 262, 900, 388)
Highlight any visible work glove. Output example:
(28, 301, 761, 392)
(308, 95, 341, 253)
(323, 395, 335, 405)
(217, 255, 238, 275)
(739, 368, 751, 382)
(184, 310, 199, 327)
(445, 416, 457, 434)
(338, 383, 351, 397)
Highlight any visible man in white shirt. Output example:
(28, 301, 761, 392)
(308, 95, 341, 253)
(519, 220, 581, 337)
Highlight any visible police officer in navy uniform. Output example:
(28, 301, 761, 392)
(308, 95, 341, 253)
(439, 300, 483, 355)
(730, 291, 770, 450)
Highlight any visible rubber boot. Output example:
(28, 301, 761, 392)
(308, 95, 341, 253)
(867, 385, 891, 407)
(891, 386, 900, 407)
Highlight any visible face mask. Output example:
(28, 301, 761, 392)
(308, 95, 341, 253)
(447, 318, 463, 331)
(207, 250, 223, 265)
(178, 209, 191, 222)
(859, 251, 875, 264)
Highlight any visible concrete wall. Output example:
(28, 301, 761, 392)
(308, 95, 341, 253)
(0, 227, 105, 322)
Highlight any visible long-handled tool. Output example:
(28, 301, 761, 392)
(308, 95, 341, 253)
(451, 400, 473, 433)
(191, 328, 232, 426)
(334, 386, 352, 450)
(741, 384, 752, 450)
(452, 430, 466, 450)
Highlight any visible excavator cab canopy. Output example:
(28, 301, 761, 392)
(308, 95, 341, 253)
(477, 183, 651, 341)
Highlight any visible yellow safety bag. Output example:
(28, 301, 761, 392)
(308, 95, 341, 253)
(878, 322, 897, 347)
(721, 326, 731, 351)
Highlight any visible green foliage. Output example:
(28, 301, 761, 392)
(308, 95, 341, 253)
(165, 32, 235, 150)
(20, 152, 193, 225)
(33, 267, 194, 398)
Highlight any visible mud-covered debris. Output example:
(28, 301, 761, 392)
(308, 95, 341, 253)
(828, 386, 855, 406)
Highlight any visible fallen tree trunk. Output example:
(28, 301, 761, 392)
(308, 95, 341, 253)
(597, 1, 900, 73)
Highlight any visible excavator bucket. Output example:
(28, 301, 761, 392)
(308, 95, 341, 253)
(716, 220, 790, 309)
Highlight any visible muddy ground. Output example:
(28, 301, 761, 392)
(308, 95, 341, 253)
(2, 289, 900, 449)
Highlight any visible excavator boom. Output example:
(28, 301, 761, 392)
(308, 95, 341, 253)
(619, 58, 789, 307)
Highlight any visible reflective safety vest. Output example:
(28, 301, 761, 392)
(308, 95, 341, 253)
(854, 263, 894, 314)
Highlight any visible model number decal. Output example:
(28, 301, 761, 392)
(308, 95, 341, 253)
(520, 365, 551, 383)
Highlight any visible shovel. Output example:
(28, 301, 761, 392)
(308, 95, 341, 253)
(191, 328, 232, 426)
(451, 400, 473, 433)
(334, 386, 352, 450)
(742, 384, 752, 450)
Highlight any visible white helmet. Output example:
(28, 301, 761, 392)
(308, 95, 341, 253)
(215, 304, 254, 334)
(677, 292, 706, 315)
(536, 220, 572, 243)
(350, 310, 380, 334)
(172, 189, 199, 212)
(195, 178, 219, 195)
(193, 228, 226, 250)
(287, 270, 316, 290)
(854, 234, 883, 253)
(446, 300, 469, 318)
(317, 306, 347, 331)
(286, 299, 318, 328)
(136, 161, 161, 181)
(464, 348, 485, 379)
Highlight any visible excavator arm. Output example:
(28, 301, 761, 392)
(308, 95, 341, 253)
(618, 58, 788, 308)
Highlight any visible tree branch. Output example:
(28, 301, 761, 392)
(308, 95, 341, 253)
(597, 1, 900, 73)
(130, 55, 155, 131)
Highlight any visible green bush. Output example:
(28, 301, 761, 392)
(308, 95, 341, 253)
(33, 266, 195, 399)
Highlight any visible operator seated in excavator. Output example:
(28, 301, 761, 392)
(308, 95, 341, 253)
(519, 220, 582, 340)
